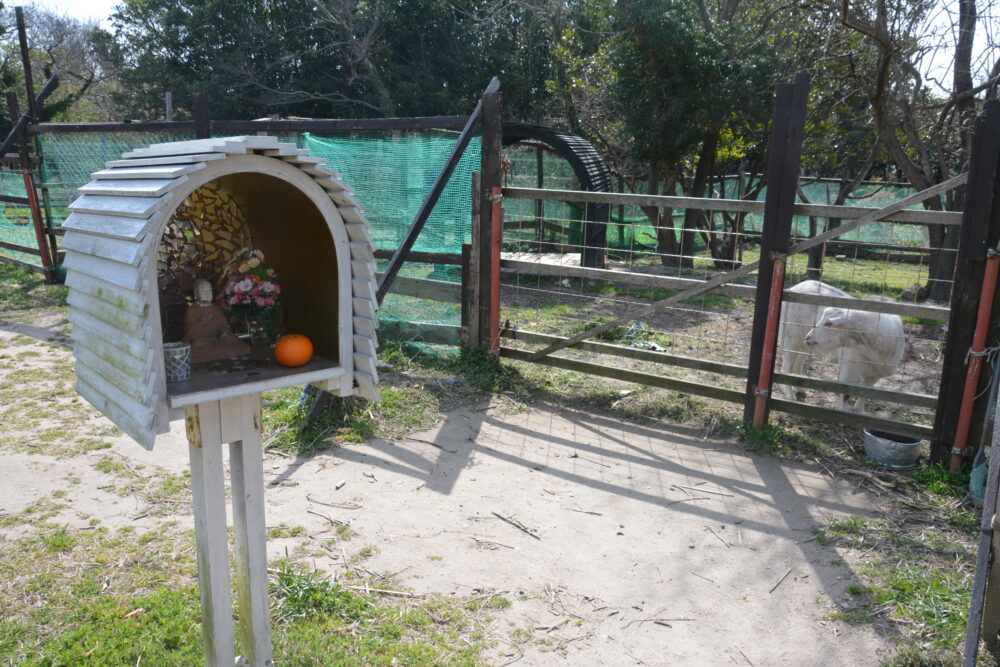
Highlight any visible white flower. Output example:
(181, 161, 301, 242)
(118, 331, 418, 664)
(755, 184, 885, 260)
(235, 278, 254, 292)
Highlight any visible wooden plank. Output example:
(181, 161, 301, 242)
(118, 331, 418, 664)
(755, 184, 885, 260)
(0, 239, 41, 256)
(352, 296, 377, 322)
(187, 404, 236, 667)
(478, 92, 502, 347)
(344, 222, 375, 247)
(934, 101, 1000, 463)
(73, 330, 153, 382)
(502, 257, 757, 298)
(167, 358, 346, 409)
(376, 78, 500, 304)
(353, 334, 377, 359)
(61, 212, 154, 241)
(210, 115, 468, 133)
(68, 290, 148, 337)
(0, 254, 42, 272)
(79, 177, 187, 198)
(965, 388, 1000, 661)
(75, 375, 156, 449)
(30, 120, 199, 134)
(744, 74, 809, 426)
(105, 153, 226, 168)
(68, 194, 164, 219)
(353, 315, 376, 338)
(65, 271, 148, 313)
(351, 259, 375, 282)
(74, 344, 157, 406)
(351, 278, 375, 302)
(60, 231, 145, 266)
(75, 363, 156, 415)
(354, 369, 380, 401)
(349, 241, 374, 263)
(353, 353, 379, 381)
(228, 393, 273, 666)
(0, 193, 30, 205)
(772, 371, 938, 408)
(91, 163, 204, 180)
(500, 346, 747, 403)
(72, 322, 151, 368)
(782, 290, 948, 321)
(373, 248, 463, 265)
(769, 397, 933, 440)
(374, 272, 461, 303)
(467, 177, 483, 348)
(501, 328, 746, 377)
(63, 249, 144, 291)
(501, 187, 963, 226)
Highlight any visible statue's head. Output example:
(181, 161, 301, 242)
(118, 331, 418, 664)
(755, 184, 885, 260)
(193, 279, 213, 305)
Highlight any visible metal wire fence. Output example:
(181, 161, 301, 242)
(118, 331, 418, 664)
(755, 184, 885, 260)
(497, 184, 957, 437)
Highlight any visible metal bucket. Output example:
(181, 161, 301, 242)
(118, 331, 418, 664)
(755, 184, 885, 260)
(863, 429, 923, 468)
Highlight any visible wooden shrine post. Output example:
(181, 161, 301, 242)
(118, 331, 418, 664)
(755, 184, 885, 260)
(186, 394, 273, 667)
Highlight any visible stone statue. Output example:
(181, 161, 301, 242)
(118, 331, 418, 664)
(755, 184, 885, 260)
(183, 279, 251, 363)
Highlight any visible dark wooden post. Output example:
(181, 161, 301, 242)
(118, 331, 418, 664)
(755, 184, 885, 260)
(742, 74, 810, 427)
(478, 91, 502, 350)
(6, 92, 55, 283)
(15, 8, 38, 120)
(932, 100, 1000, 464)
(465, 174, 482, 349)
(194, 93, 210, 139)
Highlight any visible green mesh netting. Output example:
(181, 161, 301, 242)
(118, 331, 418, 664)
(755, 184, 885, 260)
(0, 166, 35, 265)
(304, 132, 480, 254)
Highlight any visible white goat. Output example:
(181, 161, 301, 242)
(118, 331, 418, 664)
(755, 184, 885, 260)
(805, 306, 905, 412)
(778, 280, 852, 400)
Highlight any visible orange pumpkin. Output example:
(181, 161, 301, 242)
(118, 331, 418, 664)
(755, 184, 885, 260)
(274, 333, 314, 367)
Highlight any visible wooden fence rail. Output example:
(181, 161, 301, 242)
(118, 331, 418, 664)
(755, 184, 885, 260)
(501, 187, 963, 226)
(499, 257, 950, 321)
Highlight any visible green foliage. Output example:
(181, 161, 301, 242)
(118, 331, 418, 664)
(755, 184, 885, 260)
(742, 423, 828, 458)
(911, 464, 969, 498)
(0, 263, 67, 312)
(271, 562, 372, 624)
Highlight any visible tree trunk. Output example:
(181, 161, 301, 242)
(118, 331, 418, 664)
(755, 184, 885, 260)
(680, 130, 720, 270)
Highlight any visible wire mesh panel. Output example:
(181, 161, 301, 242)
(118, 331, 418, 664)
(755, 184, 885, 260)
(498, 183, 952, 436)
(0, 162, 36, 266)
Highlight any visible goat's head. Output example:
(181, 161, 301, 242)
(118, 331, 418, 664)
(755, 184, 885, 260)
(805, 307, 848, 350)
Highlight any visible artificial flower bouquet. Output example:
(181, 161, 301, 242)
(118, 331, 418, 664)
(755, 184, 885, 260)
(217, 248, 282, 342)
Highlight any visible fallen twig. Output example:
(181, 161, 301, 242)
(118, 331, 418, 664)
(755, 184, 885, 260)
(674, 484, 733, 497)
(307, 494, 360, 510)
(768, 568, 793, 594)
(405, 437, 458, 454)
(564, 507, 603, 516)
(492, 511, 541, 540)
(690, 571, 715, 583)
(472, 536, 514, 549)
(624, 617, 694, 628)
(344, 585, 423, 598)
(739, 649, 755, 666)
(307, 509, 348, 527)
(568, 453, 611, 468)
(666, 496, 711, 507)
(706, 525, 732, 547)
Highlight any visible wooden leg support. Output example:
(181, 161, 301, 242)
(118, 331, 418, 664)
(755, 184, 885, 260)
(186, 394, 273, 667)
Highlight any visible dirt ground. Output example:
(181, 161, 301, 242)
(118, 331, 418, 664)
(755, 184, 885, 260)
(0, 322, 900, 666)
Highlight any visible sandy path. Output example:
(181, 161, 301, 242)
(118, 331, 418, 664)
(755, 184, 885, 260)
(1, 321, 894, 664)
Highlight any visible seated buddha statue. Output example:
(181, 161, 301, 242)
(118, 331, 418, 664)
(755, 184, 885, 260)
(183, 279, 251, 363)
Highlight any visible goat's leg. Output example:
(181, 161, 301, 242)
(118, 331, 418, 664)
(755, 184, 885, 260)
(780, 349, 808, 401)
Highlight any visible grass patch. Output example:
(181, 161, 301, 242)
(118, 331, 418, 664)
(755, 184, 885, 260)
(812, 511, 977, 660)
(1, 525, 494, 665)
(0, 263, 67, 313)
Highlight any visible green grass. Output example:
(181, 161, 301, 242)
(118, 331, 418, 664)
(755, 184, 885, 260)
(0, 262, 67, 313)
(0, 523, 493, 665)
